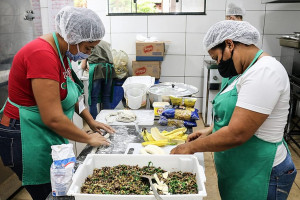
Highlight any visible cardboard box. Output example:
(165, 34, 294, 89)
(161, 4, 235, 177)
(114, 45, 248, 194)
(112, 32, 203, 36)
(136, 42, 164, 61)
(132, 61, 161, 79)
(67, 154, 207, 200)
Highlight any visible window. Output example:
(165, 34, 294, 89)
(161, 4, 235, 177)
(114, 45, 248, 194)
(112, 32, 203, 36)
(108, 0, 206, 15)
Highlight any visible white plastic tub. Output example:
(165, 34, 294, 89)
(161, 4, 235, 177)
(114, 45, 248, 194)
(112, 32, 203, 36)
(123, 83, 148, 107)
(67, 154, 207, 200)
(126, 88, 143, 109)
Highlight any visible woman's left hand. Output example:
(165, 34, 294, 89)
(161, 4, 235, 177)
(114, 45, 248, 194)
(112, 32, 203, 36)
(89, 120, 115, 134)
(170, 143, 194, 154)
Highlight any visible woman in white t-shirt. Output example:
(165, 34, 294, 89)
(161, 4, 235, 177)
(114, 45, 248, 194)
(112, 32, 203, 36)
(171, 20, 297, 200)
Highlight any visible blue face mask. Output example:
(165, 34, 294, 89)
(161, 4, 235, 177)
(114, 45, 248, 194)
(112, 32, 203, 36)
(65, 44, 89, 62)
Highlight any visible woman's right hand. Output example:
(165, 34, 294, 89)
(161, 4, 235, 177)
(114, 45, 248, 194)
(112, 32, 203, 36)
(187, 126, 213, 142)
(87, 132, 110, 147)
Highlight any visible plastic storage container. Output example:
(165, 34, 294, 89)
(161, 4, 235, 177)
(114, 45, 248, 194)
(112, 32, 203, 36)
(67, 154, 207, 200)
(153, 102, 170, 117)
(126, 88, 143, 109)
(123, 83, 147, 107)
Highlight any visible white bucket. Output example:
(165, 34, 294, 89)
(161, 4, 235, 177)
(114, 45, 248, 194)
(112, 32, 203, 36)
(126, 88, 143, 109)
(123, 83, 147, 107)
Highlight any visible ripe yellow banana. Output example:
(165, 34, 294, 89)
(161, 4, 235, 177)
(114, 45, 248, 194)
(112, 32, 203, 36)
(141, 127, 188, 144)
(151, 127, 169, 141)
(142, 140, 169, 147)
(164, 127, 187, 136)
(141, 128, 149, 142)
(145, 130, 155, 141)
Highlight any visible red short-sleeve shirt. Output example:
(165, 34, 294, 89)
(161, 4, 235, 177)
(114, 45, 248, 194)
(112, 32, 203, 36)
(4, 38, 72, 119)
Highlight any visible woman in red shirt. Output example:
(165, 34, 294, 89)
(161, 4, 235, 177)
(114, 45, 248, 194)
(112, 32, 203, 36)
(0, 6, 114, 199)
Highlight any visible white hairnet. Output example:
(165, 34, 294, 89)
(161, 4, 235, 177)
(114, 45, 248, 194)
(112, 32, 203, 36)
(55, 6, 105, 44)
(226, 1, 246, 16)
(203, 20, 260, 52)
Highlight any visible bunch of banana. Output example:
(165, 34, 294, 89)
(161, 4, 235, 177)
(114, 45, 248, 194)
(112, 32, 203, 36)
(141, 127, 189, 147)
(141, 128, 155, 142)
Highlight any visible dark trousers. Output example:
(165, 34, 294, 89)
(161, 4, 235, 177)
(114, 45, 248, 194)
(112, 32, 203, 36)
(0, 118, 51, 200)
(90, 78, 112, 119)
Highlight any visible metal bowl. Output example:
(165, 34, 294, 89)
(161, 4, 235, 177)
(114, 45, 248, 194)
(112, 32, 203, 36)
(148, 82, 199, 105)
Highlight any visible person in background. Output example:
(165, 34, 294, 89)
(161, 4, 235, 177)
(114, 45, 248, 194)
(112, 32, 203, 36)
(223, 0, 246, 86)
(204, 0, 247, 138)
(81, 40, 116, 119)
(171, 20, 297, 200)
(225, 0, 245, 21)
(0, 6, 115, 200)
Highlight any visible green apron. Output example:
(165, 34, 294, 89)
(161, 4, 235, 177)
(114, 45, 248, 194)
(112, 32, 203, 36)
(212, 50, 286, 200)
(220, 76, 237, 89)
(88, 63, 114, 105)
(0, 32, 83, 185)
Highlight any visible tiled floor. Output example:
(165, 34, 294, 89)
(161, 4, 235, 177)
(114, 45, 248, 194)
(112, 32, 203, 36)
(10, 120, 300, 200)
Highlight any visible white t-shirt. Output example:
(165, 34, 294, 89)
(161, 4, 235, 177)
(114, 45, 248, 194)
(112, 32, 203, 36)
(221, 56, 290, 167)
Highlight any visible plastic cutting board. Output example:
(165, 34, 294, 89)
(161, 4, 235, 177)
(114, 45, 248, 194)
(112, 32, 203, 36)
(124, 143, 205, 167)
(125, 143, 176, 155)
(96, 110, 154, 126)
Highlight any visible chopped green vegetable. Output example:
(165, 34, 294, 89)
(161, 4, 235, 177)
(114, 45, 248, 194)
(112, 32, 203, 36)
(80, 165, 197, 195)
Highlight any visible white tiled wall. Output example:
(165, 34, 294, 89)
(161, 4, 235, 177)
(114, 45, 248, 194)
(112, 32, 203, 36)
(161, 55, 185, 76)
(38, 0, 300, 112)
(148, 16, 186, 33)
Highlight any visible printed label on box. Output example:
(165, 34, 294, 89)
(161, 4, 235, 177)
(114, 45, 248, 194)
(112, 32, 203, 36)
(144, 45, 153, 53)
(135, 67, 147, 75)
(136, 42, 164, 61)
(132, 61, 161, 79)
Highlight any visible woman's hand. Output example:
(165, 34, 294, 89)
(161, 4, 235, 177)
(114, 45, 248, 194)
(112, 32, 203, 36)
(187, 126, 213, 142)
(88, 120, 115, 134)
(81, 59, 88, 71)
(87, 132, 110, 147)
(170, 143, 194, 154)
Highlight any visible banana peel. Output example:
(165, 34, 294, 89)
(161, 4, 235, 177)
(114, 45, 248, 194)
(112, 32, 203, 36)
(145, 130, 155, 141)
(142, 140, 169, 147)
(163, 127, 187, 136)
(141, 127, 188, 144)
(151, 127, 169, 141)
(168, 139, 185, 145)
(142, 138, 186, 147)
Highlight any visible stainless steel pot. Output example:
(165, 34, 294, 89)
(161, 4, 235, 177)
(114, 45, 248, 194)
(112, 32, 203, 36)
(148, 82, 199, 105)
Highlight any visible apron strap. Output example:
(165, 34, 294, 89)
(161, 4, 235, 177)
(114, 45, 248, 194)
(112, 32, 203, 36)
(71, 69, 84, 90)
(234, 49, 264, 87)
(0, 99, 8, 114)
(7, 98, 21, 109)
(52, 32, 71, 72)
(282, 138, 291, 155)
